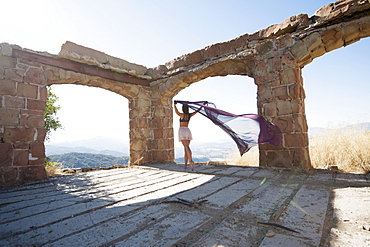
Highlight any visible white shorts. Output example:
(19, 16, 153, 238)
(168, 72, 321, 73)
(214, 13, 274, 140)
(178, 127, 193, 141)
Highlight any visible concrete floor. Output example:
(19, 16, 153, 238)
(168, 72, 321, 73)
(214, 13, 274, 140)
(0, 164, 369, 246)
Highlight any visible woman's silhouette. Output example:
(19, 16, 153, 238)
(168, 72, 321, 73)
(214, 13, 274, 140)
(174, 102, 198, 171)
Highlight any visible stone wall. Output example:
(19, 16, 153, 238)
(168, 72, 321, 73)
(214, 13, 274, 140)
(0, 44, 48, 185)
(1, 0, 370, 186)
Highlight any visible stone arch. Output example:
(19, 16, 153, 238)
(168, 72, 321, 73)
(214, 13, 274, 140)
(2, 0, 370, 186)
(172, 74, 258, 163)
(0, 43, 153, 186)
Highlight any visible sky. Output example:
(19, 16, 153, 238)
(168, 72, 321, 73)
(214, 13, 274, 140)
(1, 0, 369, 150)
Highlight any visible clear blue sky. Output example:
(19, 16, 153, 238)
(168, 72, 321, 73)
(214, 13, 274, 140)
(1, 0, 369, 146)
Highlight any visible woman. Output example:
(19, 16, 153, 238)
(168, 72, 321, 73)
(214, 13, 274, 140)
(174, 102, 198, 171)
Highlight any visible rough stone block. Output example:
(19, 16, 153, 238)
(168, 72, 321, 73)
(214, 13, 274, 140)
(360, 21, 370, 38)
(203, 44, 221, 60)
(270, 56, 281, 72)
(0, 55, 16, 70)
(284, 133, 308, 148)
(291, 98, 305, 114)
(260, 150, 292, 167)
(14, 142, 29, 149)
(280, 68, 302, 84)
(304, 32, 322, 53)
(0, 108, 19, 126)
(254, 73, 278, 85)
(258, 85, 272, 100)
(274, 115, 294, 133)
(25, 68, 46, 85)
(290, 40, 310, 64)
(3, 167, 19, 184)
(163, 128, 174, 139)
(14, 149, 29, 166)
(288, 83, 305, 99)
(281, 53, 296, 69)
(276, 33, 293, 49)
(36, 128, 47, 141)
(136, 118, 149, 128)
(276, 100, 292, 115)
(152, 149, 173, 163)
(310, 44, 326, 59)
(272, 85, 289, 100)
(130, 139, 148, 151)
(29, 157, 45, 166)
(30, 142, 45, 158)
(4, 96, 25, 109)
(153, 129, 164, 139)
(321, 28, 344, 52)
(185, 50, 203, 65)
(27, 99, 46, 111)
(254, 61, 268, 77)
(39, 86, 47, 101)
(18, 165, 47, 183)
(0, 143, 13, 167)
(263, 103, 277, 117)
(60, 41, 147, 75)
(292, 147, 311, 169)
(4, 127, 35, 142)
(293, 113, 308, 132)
(256, 41, 274, 55)
(134, 98, 151, 108)
(130, 150, 150, 165)
(5, 68, 24, 82)
(342, 22, 360, 45)
(152, 107, 166, 118)
(17, 83, 38, 99)
(0, 80, 17, 95)
(129, 128, 150, 139)
(129, 106, 150, 119)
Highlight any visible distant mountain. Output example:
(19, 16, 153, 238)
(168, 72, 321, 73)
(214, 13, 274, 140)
(308, 122, 370, 137)
(46, 136, 129, 157)
(175, 140, 236, 162)
(49, 152, 129, 169)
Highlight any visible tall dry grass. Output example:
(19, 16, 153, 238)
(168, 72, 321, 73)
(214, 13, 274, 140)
(226, 146, 259, 167)
(309, 126, 370, 173)
(226, 126, 370, 174)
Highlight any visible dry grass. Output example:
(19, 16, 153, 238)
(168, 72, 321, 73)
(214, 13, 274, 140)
(309, 126, 370, 174)
(226, 146, 259, 167)
(45, 160, 64, 177)
(226, 126, 370, 174)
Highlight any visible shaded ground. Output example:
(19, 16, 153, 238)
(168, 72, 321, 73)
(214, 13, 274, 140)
(0, 164, 369, 246)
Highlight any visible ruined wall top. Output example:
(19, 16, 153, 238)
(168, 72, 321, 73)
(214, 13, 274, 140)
(148, 0, 370, 81)
(59, 41, 150, 80)
(3, 0, 368, 86)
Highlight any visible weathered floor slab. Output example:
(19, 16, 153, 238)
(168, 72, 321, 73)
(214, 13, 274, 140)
(0, 164, 369, 246)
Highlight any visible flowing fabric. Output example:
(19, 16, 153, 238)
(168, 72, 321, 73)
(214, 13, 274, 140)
(174, 100, 282, 156)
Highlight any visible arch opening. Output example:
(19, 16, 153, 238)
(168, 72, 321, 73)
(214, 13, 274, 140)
(45, 84, 130, 168)
(173, 75, 259, 166)
(304, 37, 370, 173)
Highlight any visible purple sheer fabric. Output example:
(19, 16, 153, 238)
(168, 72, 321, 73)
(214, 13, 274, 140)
(174, 100, 282, 156)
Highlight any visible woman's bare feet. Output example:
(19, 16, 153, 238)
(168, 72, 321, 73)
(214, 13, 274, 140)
(190, 161, 194, 171)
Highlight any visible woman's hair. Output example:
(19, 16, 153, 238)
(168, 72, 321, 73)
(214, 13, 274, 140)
(182, 104, 190, 115)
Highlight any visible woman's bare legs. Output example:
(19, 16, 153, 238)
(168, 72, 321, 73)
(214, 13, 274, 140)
(183, 143, 189, 169)
(181, 140, 194, 171)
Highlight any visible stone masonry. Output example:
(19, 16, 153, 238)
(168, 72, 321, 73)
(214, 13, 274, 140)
(1, 0, 370, 186)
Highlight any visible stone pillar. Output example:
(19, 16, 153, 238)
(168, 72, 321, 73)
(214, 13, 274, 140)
(255, 53, 311, 170)
(0, 43, 48, 186)
(128, 89, 175, 165)
(150, 94, 174, 163)
(128, 92, 152, 165)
